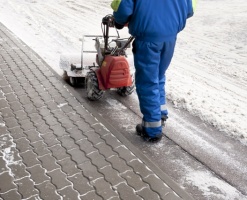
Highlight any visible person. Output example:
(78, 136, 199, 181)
(111, 0, 197, 142)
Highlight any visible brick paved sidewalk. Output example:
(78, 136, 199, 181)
(0, 23, 193, 200)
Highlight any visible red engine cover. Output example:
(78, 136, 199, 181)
(96, 55, 132, 90)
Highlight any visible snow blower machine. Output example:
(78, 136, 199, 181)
(59, 14, 135, 101)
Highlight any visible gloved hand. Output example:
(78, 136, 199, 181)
(114, 21, 125, 29)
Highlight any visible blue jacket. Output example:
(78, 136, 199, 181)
(111, 0, 195, 42)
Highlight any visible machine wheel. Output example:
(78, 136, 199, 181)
(86, 71, 104, 101)
(69, 76, 80, 87)
(62, 70, 69, 82)
(117, 76, 135, 97)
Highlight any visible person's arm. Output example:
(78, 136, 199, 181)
(111, 0, 134, 28)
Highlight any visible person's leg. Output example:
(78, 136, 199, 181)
(159, 39, 177, 121)
(133, 39, 163, 138)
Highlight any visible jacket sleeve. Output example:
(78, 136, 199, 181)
(111, 0, 134, 25)
(187, 0, 198, 18)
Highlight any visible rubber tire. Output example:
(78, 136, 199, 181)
(86, 71, 104, 101)
(69, 76, 79, 87)
(116, 76, 135, 97)
(62, 71, 70, 82)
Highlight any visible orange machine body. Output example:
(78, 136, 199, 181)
(96, 55, 132, 90)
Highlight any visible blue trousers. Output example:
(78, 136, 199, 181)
(133, 38, 176, 137)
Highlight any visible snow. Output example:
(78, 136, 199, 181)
(0, 1, 246, 142)
(167, 0, 247, 142)
(181, 164, 244, 200)
(57, 103, 68, 108)
(0, 134, 21, 179)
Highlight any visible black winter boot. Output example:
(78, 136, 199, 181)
(161, 115, 168, 127)
(136, 124, 163, 143)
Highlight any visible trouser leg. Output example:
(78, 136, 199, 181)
(133, 39, 177, 137)
(133, 40, 163, 137)
(159, 39, 177, 118)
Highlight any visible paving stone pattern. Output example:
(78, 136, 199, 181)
(0, 24, 185, 199)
